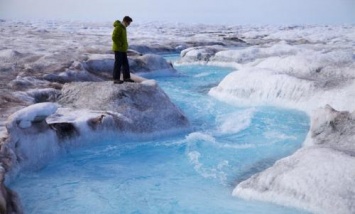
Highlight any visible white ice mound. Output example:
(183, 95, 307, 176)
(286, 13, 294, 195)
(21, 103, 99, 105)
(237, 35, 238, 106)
(209, 67, 355, 113)
(44, 60, 106, 83)
(209, 68, 316, 110)
(213, 42, 298, 63)
(12, 88, 61, 104)
(57, 81, 189, 133)
(5, 103, 61, 168)
(2, 82, 189, 171)
(8, 76, 51, 90)
(180, 45, 226, 63)
(0, 49, 23, 61)
(130, 54, 176, 75)
(83, 53, 176, 77)
(305, 105, 355, 152)
(233, 147, 355, 214)
(6, 102, 59, 129)
(0, 49, 40, 72)
(233, 105, 355, 214)
(252, 48, 355, 78)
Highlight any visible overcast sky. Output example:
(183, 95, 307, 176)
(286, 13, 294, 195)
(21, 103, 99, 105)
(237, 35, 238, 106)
(1, 0, 354, 25)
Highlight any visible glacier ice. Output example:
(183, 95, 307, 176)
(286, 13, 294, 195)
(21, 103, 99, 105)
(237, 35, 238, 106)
(0, 20, 354, 213)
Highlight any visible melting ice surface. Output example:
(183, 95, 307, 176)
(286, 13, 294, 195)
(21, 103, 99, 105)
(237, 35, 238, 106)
(10, 59, 310, 214)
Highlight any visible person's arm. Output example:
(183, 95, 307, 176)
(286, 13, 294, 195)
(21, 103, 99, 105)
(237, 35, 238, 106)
(112, 26, 123, 46)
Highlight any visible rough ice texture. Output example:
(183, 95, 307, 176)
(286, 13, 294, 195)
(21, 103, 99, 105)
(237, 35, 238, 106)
(174, 23, 355, 213)
(209, 66, 355, 113)
(82, 53, 176, 79)
(0, 20, 354, 213)
(4, 103, 61, 168)
(0, 81, 189, 213)
(0, 103, 61, 213)
(2, 82, 188, 172)
(305, 105, 355, 151)
(6, 102, 59, 129)
(190, 26, 355, 214)
(233, 147, 355, 214)
(0, 20, 194, 213)
(234, 105, 355, 214)
(56, 81, 189, 133)
(180, 45, 227, 62)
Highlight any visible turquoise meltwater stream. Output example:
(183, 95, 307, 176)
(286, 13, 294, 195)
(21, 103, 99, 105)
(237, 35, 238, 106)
(9, 57, 310, 214)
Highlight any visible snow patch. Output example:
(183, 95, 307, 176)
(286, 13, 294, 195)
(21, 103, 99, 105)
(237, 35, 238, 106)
(233, 147, 355, 214)
(6, 102, 59, 129)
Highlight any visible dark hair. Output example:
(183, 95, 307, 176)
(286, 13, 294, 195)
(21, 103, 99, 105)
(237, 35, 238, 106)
(123, 16, 133, 23)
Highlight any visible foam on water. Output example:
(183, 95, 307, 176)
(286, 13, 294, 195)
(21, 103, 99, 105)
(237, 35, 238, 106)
(216, 108, 255, 134)
(9, 63, 310, 213)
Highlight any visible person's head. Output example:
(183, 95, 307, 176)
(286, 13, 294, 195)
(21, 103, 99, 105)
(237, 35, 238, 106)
(122, 16, 133, 27)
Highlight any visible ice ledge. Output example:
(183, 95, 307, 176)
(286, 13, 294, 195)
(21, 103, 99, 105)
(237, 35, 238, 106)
(208, 67, 355, 114)
(234, 105, 355, 214)
(234, 146, 355, 214)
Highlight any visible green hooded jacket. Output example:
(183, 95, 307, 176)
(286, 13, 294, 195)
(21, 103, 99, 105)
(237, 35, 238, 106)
(112, 20, 128, 52)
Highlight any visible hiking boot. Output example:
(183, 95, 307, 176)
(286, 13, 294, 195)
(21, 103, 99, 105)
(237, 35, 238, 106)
(113, 80, 124, 84)
(124, 78, 135, 83)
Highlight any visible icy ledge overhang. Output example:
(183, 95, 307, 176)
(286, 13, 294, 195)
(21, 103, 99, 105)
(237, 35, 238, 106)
(0, 80, 189, 213)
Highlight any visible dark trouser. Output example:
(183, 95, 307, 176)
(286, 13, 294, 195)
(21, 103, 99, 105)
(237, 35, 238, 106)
(113, 51, 131, 80)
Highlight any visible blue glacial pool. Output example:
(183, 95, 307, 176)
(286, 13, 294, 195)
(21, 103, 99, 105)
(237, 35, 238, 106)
(9, 63, 310, 213)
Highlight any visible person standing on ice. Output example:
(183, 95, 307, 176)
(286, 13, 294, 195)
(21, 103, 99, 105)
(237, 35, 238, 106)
(112, 16, 134, 84)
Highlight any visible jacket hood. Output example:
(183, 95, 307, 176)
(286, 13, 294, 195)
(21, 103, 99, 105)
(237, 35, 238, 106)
(113, 20, 123, 27)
